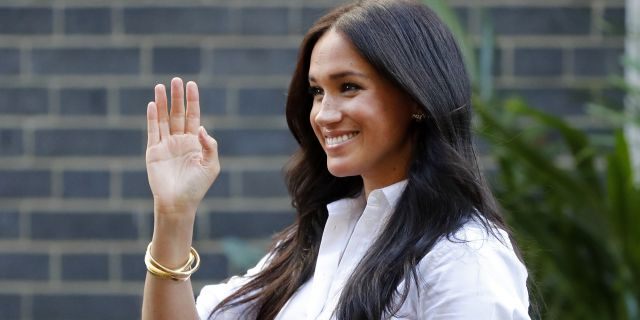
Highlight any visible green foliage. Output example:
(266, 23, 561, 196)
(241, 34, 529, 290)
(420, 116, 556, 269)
(425, 0, 640, 318)
(476, 97, 640, 319)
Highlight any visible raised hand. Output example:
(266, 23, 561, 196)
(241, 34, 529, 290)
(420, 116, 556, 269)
(146, 78, 220, 221)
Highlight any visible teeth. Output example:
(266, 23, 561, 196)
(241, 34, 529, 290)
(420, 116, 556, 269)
(325, 132, 358, 146)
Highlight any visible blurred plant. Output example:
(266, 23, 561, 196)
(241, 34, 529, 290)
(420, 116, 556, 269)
(425, 0, 640, 319)
(220, 238, 268, 275)
(476, 97, 640, 319)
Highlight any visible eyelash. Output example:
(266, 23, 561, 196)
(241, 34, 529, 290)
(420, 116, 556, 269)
(308, 82, 361, 98)
(341, 83, 361, 92)
(308, 86, 323, 97)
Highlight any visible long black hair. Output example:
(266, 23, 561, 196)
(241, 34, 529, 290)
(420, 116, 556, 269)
(212, 1, 522, 319)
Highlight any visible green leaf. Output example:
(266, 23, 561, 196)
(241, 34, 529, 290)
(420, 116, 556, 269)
(587, 103, 629, 127)
(505, 99, 603, 197)
(478, 102, 597, 196)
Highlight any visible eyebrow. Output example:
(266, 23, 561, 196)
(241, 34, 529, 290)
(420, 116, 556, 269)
(308, 71, 369, 82)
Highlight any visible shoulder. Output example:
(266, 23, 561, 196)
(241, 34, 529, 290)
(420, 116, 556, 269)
(415, 217, 531, 319)
(425, 218, 517, 265)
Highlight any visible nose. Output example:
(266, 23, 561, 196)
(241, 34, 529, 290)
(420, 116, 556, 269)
(313, 96, 342, 126)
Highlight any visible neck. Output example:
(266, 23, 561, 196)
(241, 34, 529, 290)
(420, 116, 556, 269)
(362, 173, 407, 199)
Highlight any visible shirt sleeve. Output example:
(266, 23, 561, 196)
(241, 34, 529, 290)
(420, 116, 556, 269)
(195, 253, 272, 320)
(418, 226, 530, 320)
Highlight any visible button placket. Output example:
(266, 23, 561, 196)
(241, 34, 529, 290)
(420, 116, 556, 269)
(306, 208, 360, 320)
(318, 195, 391, 319)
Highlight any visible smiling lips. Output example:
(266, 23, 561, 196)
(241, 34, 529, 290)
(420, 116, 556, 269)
(325, 132, 359, 146)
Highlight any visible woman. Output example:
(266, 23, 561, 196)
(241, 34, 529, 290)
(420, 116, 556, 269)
(142, 0, 530, 319)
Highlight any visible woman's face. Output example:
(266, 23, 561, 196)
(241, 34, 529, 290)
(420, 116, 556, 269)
(308, 29, 416, 192)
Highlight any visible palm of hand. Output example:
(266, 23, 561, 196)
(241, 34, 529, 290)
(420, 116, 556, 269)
(147, 134, 215, 209)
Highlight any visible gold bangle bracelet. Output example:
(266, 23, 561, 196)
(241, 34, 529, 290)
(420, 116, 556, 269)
(145, 242, 201, 281)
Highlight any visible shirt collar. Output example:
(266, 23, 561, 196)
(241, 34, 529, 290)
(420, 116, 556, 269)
(326, 179, 408, 216)
(366, 179, 408, 209)
(326, 192, 366, 217)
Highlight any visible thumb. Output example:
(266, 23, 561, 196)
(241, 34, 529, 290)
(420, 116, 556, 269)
(198, 126, 219, 170)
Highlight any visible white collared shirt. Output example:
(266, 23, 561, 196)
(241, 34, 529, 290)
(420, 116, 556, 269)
(196, 180, 530, 319)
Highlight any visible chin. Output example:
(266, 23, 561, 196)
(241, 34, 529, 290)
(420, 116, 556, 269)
(326, 160, 358, 178)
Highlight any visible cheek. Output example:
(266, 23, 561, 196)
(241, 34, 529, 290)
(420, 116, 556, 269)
(368, 105, 413, 140)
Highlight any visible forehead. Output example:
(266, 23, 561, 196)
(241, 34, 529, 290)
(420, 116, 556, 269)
(308, 30, 373, 78)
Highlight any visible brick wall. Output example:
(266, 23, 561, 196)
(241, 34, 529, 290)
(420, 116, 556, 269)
(0, 0, 624, 319)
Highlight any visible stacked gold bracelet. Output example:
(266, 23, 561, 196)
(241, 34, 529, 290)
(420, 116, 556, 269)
(145, 243, 200, 281)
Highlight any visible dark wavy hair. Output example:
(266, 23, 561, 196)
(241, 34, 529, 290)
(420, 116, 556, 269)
(211, 1, 523, 319)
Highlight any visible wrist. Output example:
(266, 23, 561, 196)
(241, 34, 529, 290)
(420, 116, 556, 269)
(153, 199, 198, 219)
(150, 231, 194, 269)
(151, 208, 197, 268)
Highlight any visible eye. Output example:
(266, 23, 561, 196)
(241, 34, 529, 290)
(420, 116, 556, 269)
(341, 82, 361, 93)
(308, 86, 324, 98)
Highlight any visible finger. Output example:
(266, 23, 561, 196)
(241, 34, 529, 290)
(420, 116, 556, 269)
(199, 126, 219, 170)
(154, 84, 170, 139)
(147, 102, 160, 147)
(170, 77, 185, 135)
(185, 81, 201, 135)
